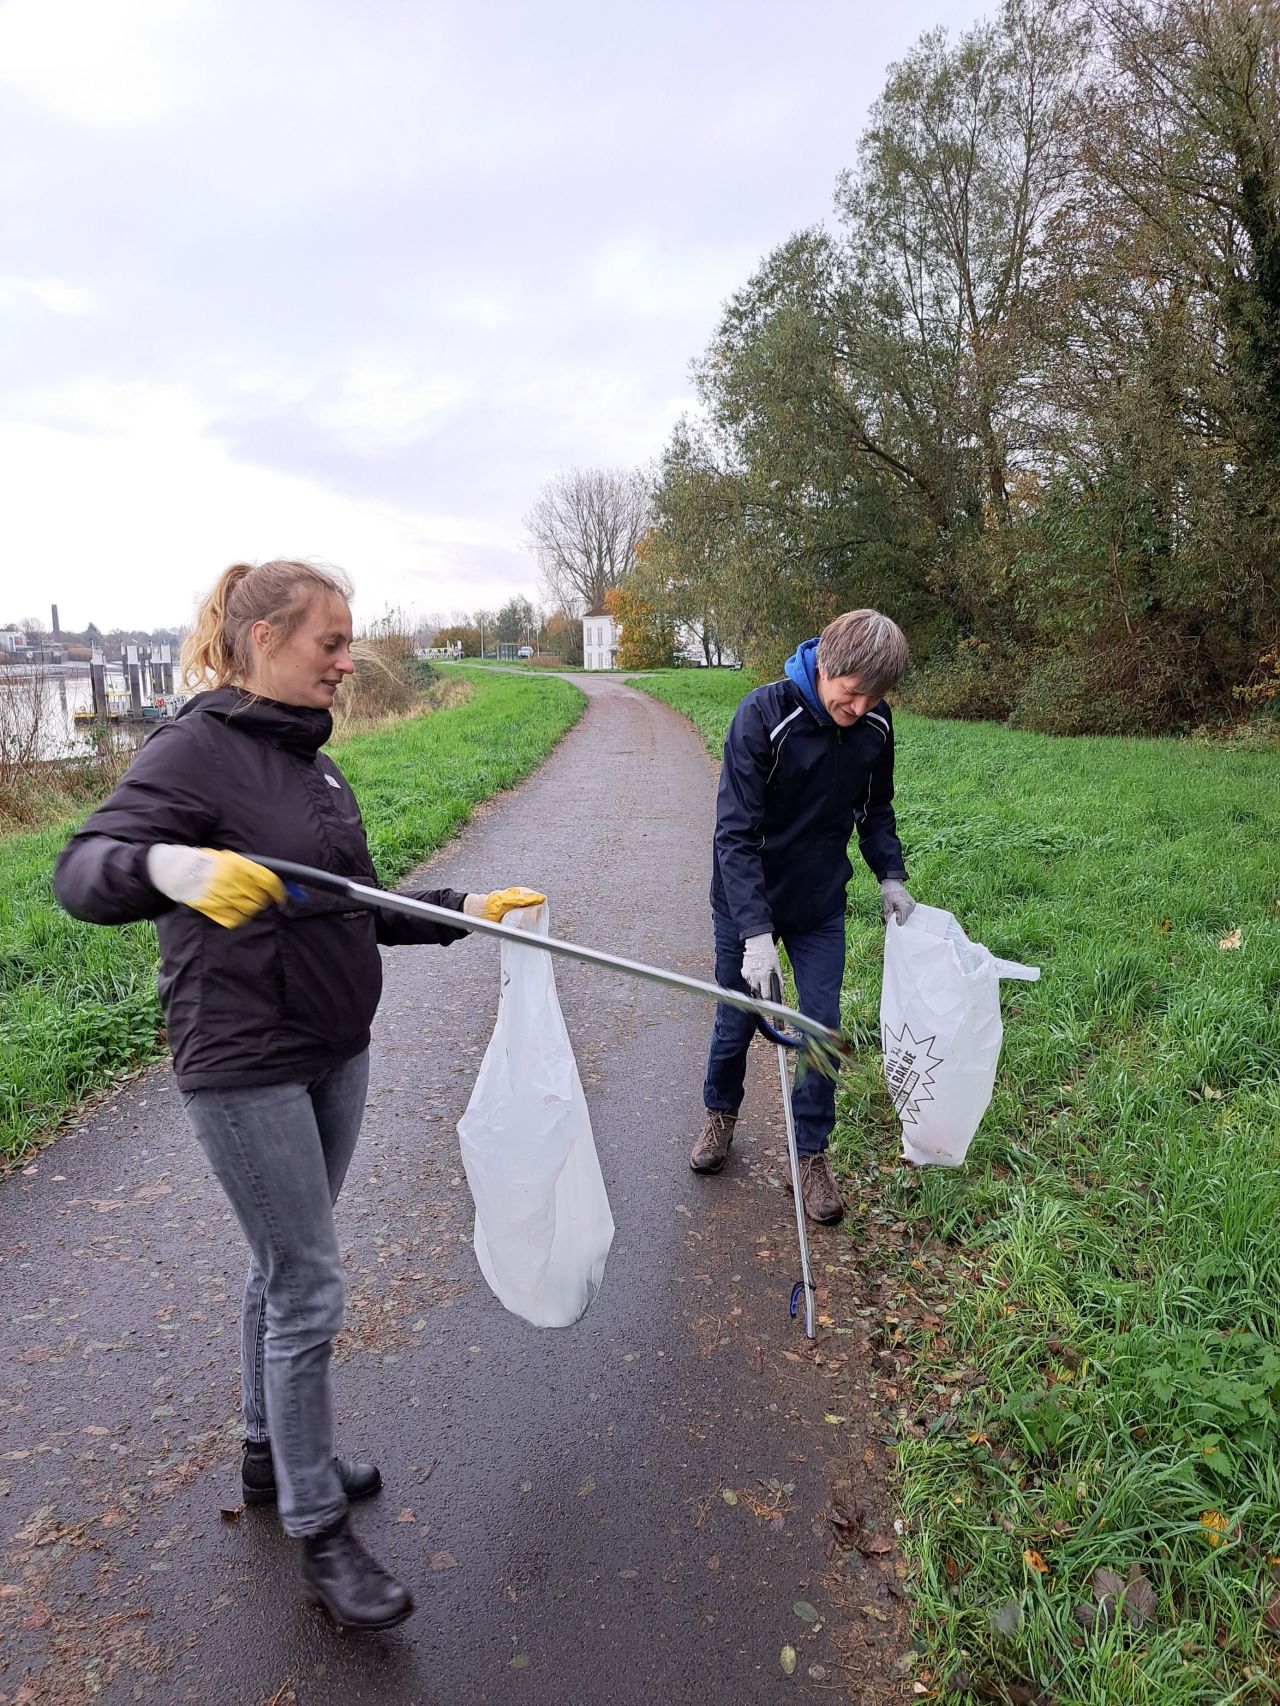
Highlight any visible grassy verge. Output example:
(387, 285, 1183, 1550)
(0, 669, 584, 1160)
(629, 672, 1280, 1704)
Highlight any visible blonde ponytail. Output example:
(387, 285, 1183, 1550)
(181, 559, 354, 689)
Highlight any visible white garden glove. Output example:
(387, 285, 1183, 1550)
(146, 845, 285, 928)
(741, 932, 782, 998)
(880, 878, 916, 927)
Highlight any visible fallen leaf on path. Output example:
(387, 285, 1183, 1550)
(780, 1645, 797, 1676)
(509, 1655, 529, 1670)
(1262, 1594, 1280, 1638)
(854, 1531, 894, 1556)
(824, 1414, 847, 1425)
(395, 1508, 415, 1523)
(1023, 1548, 1049, 1574)
(1219, 928, 1242, 950)
(430, 1552, 459, 1571)
(793, 1600, 819, 1624)
(218, 1506, 242, 1522)
(721, 1489, 738, 1506)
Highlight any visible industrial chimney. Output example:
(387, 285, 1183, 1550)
(51, 603, 61, 640)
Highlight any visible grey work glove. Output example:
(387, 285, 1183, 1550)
(740, 932, 782, 998)
(880, 878, 916, 927)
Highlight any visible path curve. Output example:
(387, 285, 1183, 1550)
(0, 678, 907, 1705)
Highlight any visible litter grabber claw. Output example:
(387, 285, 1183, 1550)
(762, 972, 817, 1340)
(247, 855, 852, 1082)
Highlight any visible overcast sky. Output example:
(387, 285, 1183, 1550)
(2, 0, 978, 633)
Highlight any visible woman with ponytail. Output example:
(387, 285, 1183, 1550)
(54, 559, 542, 1632)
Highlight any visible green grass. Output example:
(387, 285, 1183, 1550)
(629, 672, 1280, 1704)
(0, 669, 584, 1160)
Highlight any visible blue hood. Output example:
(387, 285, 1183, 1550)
(783, 638, 831, 724)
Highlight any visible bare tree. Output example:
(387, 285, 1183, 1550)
(524, 466, 651, 615)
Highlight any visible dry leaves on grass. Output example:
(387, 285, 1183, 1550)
(1073, 1565, 1157, 1632)
(1202, 1509, 1231, 1548)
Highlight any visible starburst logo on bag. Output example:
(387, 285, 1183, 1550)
(881, 1024, 944, 1124)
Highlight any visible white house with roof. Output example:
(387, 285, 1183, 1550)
(581, 607, 620, 670)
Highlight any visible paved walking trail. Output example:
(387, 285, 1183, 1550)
(0, 679, 909, 1706)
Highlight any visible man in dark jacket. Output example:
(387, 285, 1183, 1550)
(691, 609, 915, 1224)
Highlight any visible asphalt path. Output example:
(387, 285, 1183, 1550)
(0, 677, 907, 1705)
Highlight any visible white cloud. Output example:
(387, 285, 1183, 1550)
(0, 275, 96, 316)
(0, 0, 182, 123)
(0, 391, 533, 630)
(2, 0, 982, 629)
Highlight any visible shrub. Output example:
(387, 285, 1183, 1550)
(899, 638, 1020, 722)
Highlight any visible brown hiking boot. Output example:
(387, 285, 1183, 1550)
(787, 1152, 845, 1225)
(690, 1108, 737, 1174)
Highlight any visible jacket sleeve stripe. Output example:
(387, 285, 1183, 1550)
(768, 705, 805, 742)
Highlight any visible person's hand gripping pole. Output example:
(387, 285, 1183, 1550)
(146, 846, 286, 928)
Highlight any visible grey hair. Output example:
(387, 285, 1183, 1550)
(816, 609, 908, 695)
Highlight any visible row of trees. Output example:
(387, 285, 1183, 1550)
(628, 0, 1280, 732)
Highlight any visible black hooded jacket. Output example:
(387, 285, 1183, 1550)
(53, 689, 467, 1090)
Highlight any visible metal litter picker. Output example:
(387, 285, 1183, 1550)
(766, 973, 816, 1340)
(252, 855, 844, 1340)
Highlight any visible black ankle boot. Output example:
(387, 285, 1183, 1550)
(300, 1518, 414, 1631)
(242, 1442, 382, 1507)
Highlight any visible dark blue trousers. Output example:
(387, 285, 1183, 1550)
(702, 907, 846, 1155)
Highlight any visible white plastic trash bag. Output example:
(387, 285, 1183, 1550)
(457, 902, 614, 1327)
(880, 902, 1040, 1168)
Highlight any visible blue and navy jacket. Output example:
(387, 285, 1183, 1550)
(710, 639, 907, 939)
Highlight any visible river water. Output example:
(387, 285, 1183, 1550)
(1, 668, 145, 762)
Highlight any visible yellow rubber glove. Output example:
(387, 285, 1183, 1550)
(146, 845, 286, 928)
(463, 886, 546, 922)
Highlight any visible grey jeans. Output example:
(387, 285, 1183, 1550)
(182, 1050, 369, 1537)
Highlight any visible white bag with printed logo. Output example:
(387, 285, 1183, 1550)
(880, 903, 1040, 1168)
(457, 903, 614, 1327)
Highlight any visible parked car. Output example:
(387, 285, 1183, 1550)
(517, 646, 534, 658)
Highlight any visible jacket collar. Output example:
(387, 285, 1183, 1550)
(782, 638, 833, 725)
(179, 686, 332, 756)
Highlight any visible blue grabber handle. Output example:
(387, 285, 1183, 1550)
(754, 965, 806, 1050)
(252, 855, 355, 906)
